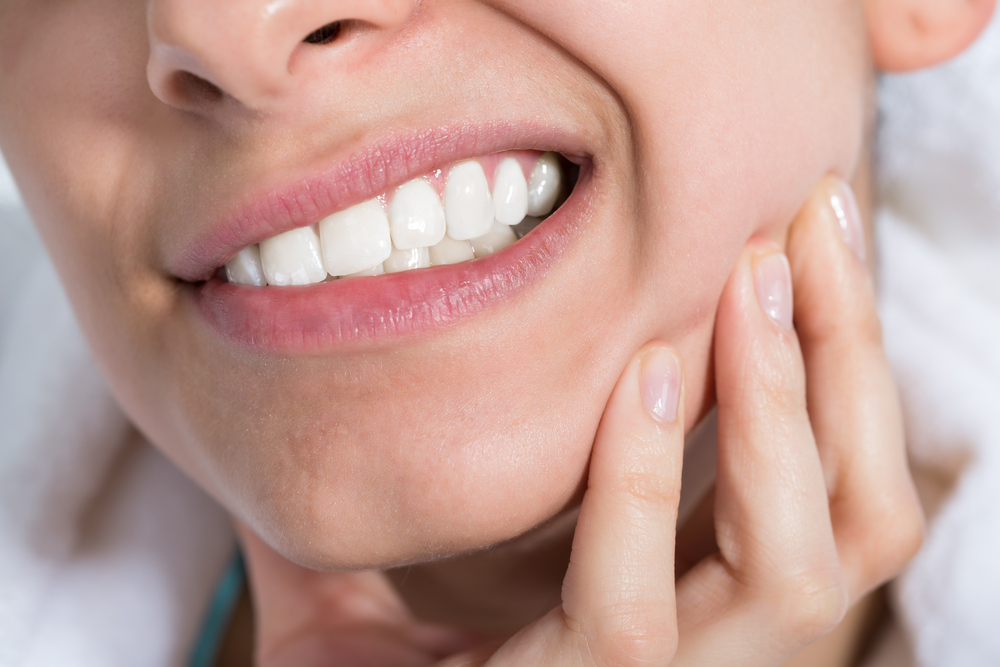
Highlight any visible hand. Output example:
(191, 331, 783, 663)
(438, 176, 923, 666)
(243, 177, 924, 666)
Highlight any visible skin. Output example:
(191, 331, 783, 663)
(0, 0, 868, 564)
(0, 0, 992, 663)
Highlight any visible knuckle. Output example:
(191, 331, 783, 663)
(896, 505, 926, 563)
(856, 307, 886, 348)
(860, 493, 926, 584)
(613, 470, 681, 511)
(740, 349, 808, 418)
(591, 605, 678, 667)
(808, 295, 885, 351)
(775, 566, 849, 644)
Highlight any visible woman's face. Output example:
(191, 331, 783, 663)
(0, 0, 868, 569)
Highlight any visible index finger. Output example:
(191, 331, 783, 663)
(560, 343, 686, 665)
(471, 344, 686, 667)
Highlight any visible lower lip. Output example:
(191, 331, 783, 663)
(193, 166, 591, 352)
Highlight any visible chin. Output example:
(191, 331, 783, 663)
(234, 408, 596, 571)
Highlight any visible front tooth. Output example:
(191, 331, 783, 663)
(259, 226, 327, 286)
(444, 160, 494, 240)
(429, 235, 475, 266)
(470, 221, 517, 258)
(383, 247, 430, 273)
(389, 179, 446, 249)
(492, 158, 528, 226)
(319, 199, 392, 276)
(225, 245, 267, 286)
(346, 263, 384, 278)
(526, 152, 562, 217)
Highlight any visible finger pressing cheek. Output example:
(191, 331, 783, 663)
(674, 242, 847, 663)
(787, 176, 923, 601)
(558, 343, 685, 666)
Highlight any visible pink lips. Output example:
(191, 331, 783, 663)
(178, 123, 592, 351)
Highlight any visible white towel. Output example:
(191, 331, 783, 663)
(870, 8, 1000, 666)
(0, 157, 235, 666)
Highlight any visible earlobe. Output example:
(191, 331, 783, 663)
(866, 0, 996, 71)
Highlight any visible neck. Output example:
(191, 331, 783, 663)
(385, 509, 578, 635)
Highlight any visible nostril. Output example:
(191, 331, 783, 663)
(303, 21, 343, 45)
(173, 71, 224, 104)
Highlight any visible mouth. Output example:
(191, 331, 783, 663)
(183, 127, 589, 352)
(222, 150, 570, 286)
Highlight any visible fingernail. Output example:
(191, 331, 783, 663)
(640, 348, 681, 423)
(829, 181, 866, 261)
(754, 253, 794, 331)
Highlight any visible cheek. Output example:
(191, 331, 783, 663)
(622, 2, 868, 260)
(0, 0, 180, 365)
(620, 3, 869, 386)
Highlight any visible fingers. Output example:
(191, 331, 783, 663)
(674, 240, 847, 664)
(561, 344, 685, 663)
(483, 344, 686, 667)
(787, 177, 924, 601)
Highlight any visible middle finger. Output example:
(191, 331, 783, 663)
(674, 241, 846, 663)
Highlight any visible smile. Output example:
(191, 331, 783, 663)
(223, 151, 566, 286)
(184, 126, 592, 351)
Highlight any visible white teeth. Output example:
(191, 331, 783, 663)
(259, 226, 327, 286)
(444, 160, 494, 240)
(227, 152, 568, 286)
(225, 246, 267, 286)
(492, 158, 528, 226)
(470, 221, 517, 258)
(429, 235, 475, 266)
(389, 179, 446, 250)
(319, 199, 392, 276)
(526, 152, 562, 217)
(346, 263, 384, 278)
(383, 247, 430, 274)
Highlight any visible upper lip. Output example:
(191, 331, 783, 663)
(169, 121, 588, 283)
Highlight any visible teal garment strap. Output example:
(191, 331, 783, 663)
(189, 550, 246, 667)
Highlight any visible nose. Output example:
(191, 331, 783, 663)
(146, 0, 414, 112)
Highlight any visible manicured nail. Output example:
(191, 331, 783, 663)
(829, 181, 866, 261)
(640, 348, 681, 423)
(754, 253, 793, 331)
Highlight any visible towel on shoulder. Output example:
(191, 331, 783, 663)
(0, 158, 235, 667)
(864, 8, 1000, 666)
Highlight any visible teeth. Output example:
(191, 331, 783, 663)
(444, 160, 494, 240)
(526, 152, 562, 217)
(389, 179, 446, 250)
(384, 247, 430, 274)
(259, 226, 327, 286)
(470, 221, 517, 258)
(225, 152, 568, 286)
(492, 158, 528, 226)
(319, 199, 392, 276)
(225, 246, 267, 286)
(429, 235, 475, 266)
(346, 263, 384, 278)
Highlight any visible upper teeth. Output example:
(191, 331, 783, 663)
(526, 152, 561, 217)
(493, 157, 529, 225)
(224, 152, 563, 286)
(259, 225, 326, 287)
(320, 199, 393, 276)
(389, 178, 447, 250)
